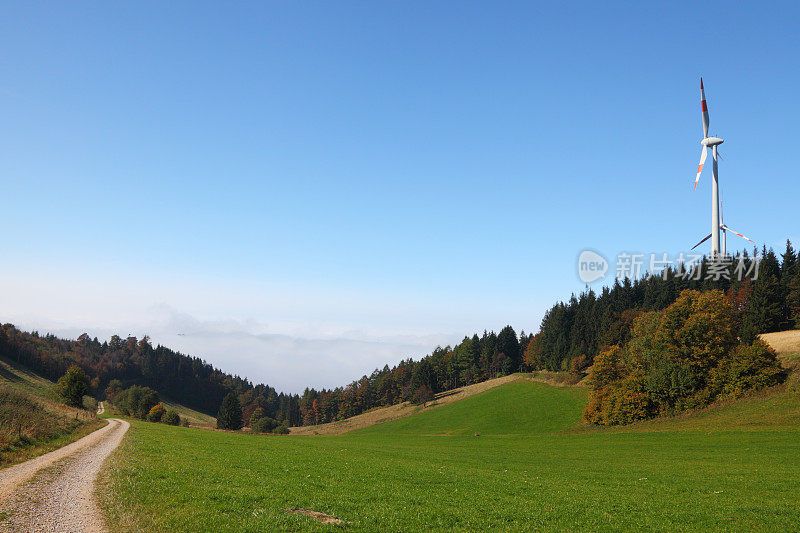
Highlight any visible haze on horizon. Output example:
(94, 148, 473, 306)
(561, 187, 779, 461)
(2, 2, 798, 393)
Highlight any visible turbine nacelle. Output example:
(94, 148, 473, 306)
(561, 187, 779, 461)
(701, 136, 724, 147)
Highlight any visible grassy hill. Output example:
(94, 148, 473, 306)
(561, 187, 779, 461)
(159, 399, 217, 428)
(355, 380, 587, 436)
(291, 374, 524, 435)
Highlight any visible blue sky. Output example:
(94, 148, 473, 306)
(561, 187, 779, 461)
(2, 2, 798, 392)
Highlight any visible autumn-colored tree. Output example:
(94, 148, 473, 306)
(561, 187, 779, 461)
(656, 290, 737, 371)
(707, 340, 785, 398)
(147, 402, 166, 422)
(412, 384, 434, 405)
(585, 290, 785, 426)
(522, 334, 544, 370)
(249, 407, 266, 426)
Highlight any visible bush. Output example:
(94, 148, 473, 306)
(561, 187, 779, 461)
(147, 403, 166, 422)
(585, 290, 786, 426)
(216, 393, 243, 430)
(644, 359, 699, 412)
(115, 385, 160, 420)
(252, 417, 289, 435)
(162, 410, 181, 426)
(181, 418, 191, 427)
(54, 366, 90, 408)
(708, 340, 786, 398)
(251, 416, 278, 433)
(82, 395, 98, 412)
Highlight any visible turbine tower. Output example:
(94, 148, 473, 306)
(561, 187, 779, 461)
(691, 78, 753, 256)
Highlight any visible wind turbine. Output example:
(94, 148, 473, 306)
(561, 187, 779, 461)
(691, 78, 753, 256)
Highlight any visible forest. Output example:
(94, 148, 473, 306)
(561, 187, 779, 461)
(2, 241, 798, 427)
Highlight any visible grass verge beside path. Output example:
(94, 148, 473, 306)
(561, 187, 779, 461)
(0, 385, 104, 468)
(0, 357, 103, 469)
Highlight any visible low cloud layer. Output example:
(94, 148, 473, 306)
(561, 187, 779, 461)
(4, 304, 458, 393)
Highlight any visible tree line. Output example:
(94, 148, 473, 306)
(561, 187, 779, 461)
(2, 240, 798, 427)
(529, 242, 800, 373)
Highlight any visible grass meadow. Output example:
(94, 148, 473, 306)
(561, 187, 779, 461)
(100, 380, 800, 531)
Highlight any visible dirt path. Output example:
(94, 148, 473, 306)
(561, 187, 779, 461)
(0, 418, 129, 532)
(96, 401, 105, 415)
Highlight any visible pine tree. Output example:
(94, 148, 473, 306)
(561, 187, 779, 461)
(216, 392, 243, 430)
(497, 325, 520, 371)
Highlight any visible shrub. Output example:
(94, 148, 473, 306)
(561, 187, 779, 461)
(115, 385, 160, 419)
(273, 424, 290, 435)
(644, 359, 699, 412)
(585, 290, 786, 426)
(82, 395, 98, 412)
(216, 393, 243, 430)
(55, 366, 90, 408)
(147, 403, 166, 422)
(656, 290, 738, 371)
(708, 340, 785, 398)
(181, 418, 191, 427)
(251, 416, 278, 434)
(162, 410, 181, 426)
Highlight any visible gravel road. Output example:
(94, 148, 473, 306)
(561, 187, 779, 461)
(0, 417, 129, 532)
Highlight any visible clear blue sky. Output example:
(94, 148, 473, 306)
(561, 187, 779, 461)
(2, 2, 798, 392)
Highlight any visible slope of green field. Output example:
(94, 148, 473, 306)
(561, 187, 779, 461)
(100, 379, 800, 531)
(0, 356, 56, 397)
(160, 399, 217, 427)
(355, 380, 587, 436)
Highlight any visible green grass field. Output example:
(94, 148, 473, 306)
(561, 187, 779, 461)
(100, 379, 800, 531)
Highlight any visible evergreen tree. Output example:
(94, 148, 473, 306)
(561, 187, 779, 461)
(217, 392, 243, 430)
(497, 325, 520, 370)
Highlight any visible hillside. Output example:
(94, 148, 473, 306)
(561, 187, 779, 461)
(295, 328, 799, 438)
(160, 399, 216, 428)
(354, 379, 588, 436)
(761, 330, 800, 367)
(290, 374, 523, 435)
(0, 356, 102, 467)
(0, 355, 56, 397)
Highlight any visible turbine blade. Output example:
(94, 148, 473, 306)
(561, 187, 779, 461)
(720, 225, 754, 243)
(694, 146, 708, 189)
(701, 77, 709, 138)
(692, 233, 713, 250)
